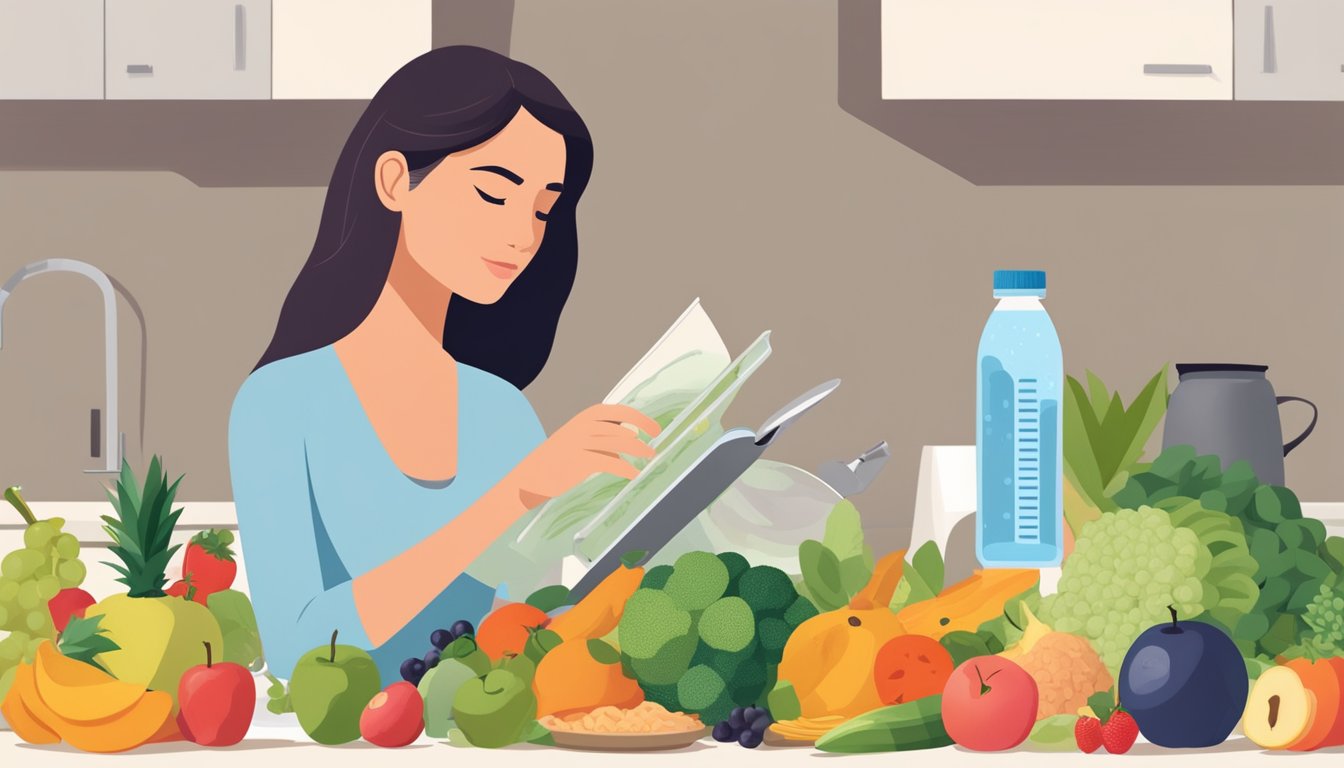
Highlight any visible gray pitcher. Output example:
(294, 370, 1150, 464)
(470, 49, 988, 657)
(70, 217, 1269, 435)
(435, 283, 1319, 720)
(1162, 363, 1318, 485)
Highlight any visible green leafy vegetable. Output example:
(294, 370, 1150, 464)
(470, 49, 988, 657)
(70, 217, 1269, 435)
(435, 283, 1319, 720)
(1062, 366, 1169, 533)
(57, 615, 121, 673)
(799, 501, 877, 611)
(525, 585, 571, 613)
(207, 589, 265, 671)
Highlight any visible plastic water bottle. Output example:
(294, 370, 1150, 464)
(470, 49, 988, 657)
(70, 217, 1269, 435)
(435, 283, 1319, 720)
(976, 270, 1063, 567)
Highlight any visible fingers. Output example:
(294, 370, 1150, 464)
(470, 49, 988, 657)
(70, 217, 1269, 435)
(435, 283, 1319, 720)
(587, 454, 642, 481)
(580, 404, 662, 438)
(587, 436, 656, 460)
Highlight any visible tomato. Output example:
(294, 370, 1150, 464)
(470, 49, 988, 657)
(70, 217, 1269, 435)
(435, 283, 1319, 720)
(873, 634, 954, 705)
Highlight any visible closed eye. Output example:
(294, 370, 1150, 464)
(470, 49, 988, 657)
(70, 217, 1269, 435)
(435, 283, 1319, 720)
(475, 186, 505, 206)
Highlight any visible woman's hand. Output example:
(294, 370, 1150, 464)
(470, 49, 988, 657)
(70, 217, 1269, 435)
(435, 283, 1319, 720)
(505, 404, 662, 508)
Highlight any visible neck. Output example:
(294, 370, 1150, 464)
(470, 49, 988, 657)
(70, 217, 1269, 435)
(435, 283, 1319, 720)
(342, 229, 454, 359)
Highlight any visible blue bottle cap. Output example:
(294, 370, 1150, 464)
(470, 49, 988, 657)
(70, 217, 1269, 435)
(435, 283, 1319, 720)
(993, 270, 1046, 290)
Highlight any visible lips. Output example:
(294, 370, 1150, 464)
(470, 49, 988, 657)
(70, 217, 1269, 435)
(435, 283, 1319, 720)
(482, 258, 519, 279)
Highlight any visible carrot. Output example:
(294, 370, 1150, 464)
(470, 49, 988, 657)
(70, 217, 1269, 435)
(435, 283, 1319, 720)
(549, 563, 644, 642)
(1285, 657, 1341, 751)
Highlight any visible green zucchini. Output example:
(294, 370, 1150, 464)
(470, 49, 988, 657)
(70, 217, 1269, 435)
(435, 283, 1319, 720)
(814, 695, 952, 753)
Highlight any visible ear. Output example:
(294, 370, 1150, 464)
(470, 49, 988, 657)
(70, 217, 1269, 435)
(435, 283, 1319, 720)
(374, 150, 411, 212)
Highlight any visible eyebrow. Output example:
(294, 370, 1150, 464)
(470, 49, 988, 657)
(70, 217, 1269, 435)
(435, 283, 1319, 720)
(470, 165, 564, 193)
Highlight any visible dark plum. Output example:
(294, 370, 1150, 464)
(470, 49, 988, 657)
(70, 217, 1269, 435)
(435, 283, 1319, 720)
(430, 628, 453, 650)
(450, 619, 475, 638)
(400, 657, 426, 684)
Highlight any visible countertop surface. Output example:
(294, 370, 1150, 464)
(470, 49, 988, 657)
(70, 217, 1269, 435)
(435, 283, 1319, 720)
(5, 729, 1344, 765)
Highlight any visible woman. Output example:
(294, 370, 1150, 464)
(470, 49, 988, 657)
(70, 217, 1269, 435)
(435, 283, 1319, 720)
(228, 46, 657, 684)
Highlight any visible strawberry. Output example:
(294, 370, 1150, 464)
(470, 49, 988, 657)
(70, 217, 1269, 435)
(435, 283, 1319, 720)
(1102, 709, 1139, 755)
(1075, 716, 1103, 753)
(165, 574, 208, 604)
(183, 528, 237, 595)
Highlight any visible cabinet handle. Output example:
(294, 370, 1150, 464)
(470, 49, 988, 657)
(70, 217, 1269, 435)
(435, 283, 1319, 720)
(126, 64, 153, 75)
(234, 4, 246, 71)
(1263, 6, 1277, 74)
(1143, 64, 1213, 75)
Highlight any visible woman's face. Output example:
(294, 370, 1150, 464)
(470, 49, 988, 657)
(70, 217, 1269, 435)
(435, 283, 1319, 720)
(378, 108, 568, 305)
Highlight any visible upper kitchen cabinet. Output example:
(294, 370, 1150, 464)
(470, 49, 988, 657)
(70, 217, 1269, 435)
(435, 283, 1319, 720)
(272, 0, 432, 99)
(1236, 0, 1344, 101)
(0, 0, 104, 99)
(882, 0, 1233, 100)
(106, 0, 271, 99)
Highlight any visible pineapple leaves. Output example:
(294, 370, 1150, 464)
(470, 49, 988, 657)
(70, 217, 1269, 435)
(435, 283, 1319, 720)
(102, 455, 187, 598)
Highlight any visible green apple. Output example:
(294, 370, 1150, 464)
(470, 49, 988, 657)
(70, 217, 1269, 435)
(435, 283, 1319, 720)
(85, 593, 223, 712)
(452, 668, 537, 748)
(422, 636, 494, 739)
(289, 629, 381, 745)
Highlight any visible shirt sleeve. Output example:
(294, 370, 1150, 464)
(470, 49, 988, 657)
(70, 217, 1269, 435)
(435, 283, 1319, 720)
(228, 373, 373, 680)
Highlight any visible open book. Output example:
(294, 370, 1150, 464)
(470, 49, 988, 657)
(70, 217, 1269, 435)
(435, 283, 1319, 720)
(467, 299, 772, 598)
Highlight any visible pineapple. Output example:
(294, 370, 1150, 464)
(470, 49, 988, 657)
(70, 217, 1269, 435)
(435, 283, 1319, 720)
(84, 456, 221, 712)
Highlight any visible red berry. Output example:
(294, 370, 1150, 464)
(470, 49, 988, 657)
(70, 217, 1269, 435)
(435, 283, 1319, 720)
(1075, 716, 1103, 753)
(1102, 710, 1139, 755)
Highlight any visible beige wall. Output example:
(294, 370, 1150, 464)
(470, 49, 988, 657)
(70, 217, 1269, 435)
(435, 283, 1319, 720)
(0, 1, 1340, 554)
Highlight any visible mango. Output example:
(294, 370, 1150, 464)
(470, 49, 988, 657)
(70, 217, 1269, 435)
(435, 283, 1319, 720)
(84, 594, 222, 712)
(34, 641, 147, 722)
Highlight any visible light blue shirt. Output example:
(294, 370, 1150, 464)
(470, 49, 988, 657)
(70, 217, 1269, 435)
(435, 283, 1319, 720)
(227, 344, 545, 684)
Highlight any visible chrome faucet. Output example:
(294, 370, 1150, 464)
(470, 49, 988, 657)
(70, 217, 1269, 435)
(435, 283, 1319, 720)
(0, 259, 123, 474)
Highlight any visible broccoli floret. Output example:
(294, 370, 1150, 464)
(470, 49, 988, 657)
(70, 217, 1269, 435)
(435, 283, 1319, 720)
(707, 638, 757, 682)
(717, 552, 750, 595)
(641, 564, 674, 590)
(664, 551, 730, 612)
(677, 664, 728, 711)
(618, 588, 693, 659)
(757, 616, 792, 663)
(625, 631, 699, 686)
(738, 565, 796, 615)
(728, 656, 769, 706)
(641, 683, 682, 713)
(699, 693, 735, 727)
(783, 594, 820, 628)
(698, 596, 755, 652)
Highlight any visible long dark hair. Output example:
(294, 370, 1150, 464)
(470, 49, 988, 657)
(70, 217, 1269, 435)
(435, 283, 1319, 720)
(254, 46, 593, 389)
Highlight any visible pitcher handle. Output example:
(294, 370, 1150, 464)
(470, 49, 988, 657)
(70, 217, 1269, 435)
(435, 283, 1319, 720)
(1277, 396, 1318, 456)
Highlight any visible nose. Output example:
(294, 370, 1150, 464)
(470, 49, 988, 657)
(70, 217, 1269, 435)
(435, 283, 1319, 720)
(506, 211, 542, 256)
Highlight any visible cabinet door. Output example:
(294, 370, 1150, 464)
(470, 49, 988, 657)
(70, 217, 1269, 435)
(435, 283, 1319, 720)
(1236, 0, 1344, 100)
(272, 0, 432, 99)
(0, 0, 103, 99)
(106, 0, 270, 99)
(882, 0, 1233, 100)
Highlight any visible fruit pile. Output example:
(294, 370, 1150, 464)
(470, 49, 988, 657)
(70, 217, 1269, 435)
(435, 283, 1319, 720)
(400, 619, 475, 686)
(0, 486, 95, 698)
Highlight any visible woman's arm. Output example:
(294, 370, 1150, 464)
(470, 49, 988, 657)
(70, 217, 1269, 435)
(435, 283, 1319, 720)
(352, 403, 661, 647)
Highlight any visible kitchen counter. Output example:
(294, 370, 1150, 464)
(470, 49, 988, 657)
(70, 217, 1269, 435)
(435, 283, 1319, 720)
(5, 729, 1344, 765)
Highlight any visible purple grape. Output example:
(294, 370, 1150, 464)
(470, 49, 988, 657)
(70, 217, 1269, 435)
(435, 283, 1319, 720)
(430, 628, 453, 650)
(728, 707, 746, 730)
(450, 619, 474, 638)
(749, 713, 773, 734)
(743, 706, 767, 724)
(400, 657, 426, 683)
(424, 649, 441, 669)
(711, 721, 737, 743)
(738, 729, 763, 749)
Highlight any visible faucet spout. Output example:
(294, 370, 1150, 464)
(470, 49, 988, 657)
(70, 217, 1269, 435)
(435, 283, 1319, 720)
(0, 259, 122, 473)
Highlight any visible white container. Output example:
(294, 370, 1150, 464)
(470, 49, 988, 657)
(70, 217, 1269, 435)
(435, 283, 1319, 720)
(272, 0, 432, 99)
(882, 0, 1233, 100)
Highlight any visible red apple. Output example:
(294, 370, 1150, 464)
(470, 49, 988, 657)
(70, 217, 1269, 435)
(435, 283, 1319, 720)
(941, 655, 1038, 751)
(360, 681, 424, 748)
(48, 588, 96, 633)
(176, 641, 256, 747)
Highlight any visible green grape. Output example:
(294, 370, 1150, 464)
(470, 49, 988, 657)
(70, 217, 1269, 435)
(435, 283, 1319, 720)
(57, 558, 86, 588)
(53, 533, 80, 560)
(0, 603, 8, 628)
(0, 632, 25, 662)
(47, 517, 65, 533)
(16, 580, 40, 610)
(24, 609, 47, 633)
(0, 577, 18, 602)
(2, 550, 36, 580)
(23, 521, 56, 550)
(35, 575, 59, 601)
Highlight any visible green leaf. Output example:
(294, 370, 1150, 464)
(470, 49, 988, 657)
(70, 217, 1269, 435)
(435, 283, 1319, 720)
(911, 540, 945, 595)
(1087, 690, 1116, 725)
(821, 501, 866, 562)
(586, 638, 620, 665)
(57, 615, 121, 672)
(207, 589, 265, 670)
(522, 720, 553, 746)
(799, 539, 848, 611)
(525, 584, 572, 613)
(837, 554, 872, 597)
